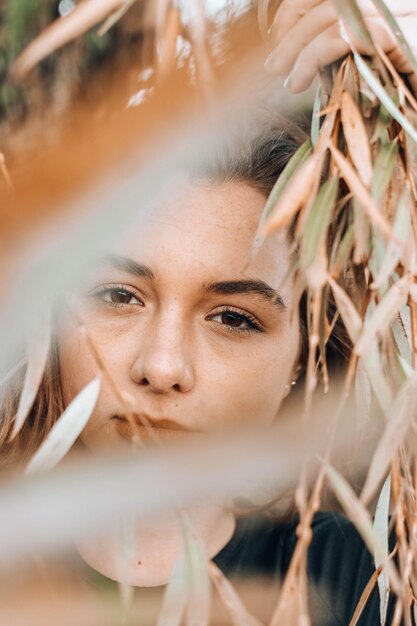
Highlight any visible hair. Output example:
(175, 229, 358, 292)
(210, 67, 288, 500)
(0, 110, 352, 470)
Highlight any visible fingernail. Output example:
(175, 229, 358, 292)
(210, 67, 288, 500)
(283, 74, 292, 89)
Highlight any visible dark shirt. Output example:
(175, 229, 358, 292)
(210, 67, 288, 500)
(214, 512, 395, 626)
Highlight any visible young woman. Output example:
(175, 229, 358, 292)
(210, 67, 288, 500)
(2, 1, 417, 624)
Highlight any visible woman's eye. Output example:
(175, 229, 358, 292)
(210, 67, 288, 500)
(91, 286, 144, 308)
(210, 309, 262, 333)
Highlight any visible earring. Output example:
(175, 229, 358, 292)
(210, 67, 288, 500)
(284, 380, 297, 392)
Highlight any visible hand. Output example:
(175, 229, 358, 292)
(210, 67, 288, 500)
(264, 0, 417, 93)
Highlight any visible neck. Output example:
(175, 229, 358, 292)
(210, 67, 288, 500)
(76, 500, 236, 587)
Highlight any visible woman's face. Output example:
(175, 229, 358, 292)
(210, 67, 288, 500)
(58, 179, 301, 448)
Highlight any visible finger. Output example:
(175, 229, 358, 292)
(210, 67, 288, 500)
(384, 16, 417, 75)
(266, 0, 338, 77)
(269, 0, 323, 47)
(287, 24, 350, 93)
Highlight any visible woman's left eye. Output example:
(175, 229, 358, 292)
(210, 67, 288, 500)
(90, 286, 144, 308)
(209, 309, 263, 333)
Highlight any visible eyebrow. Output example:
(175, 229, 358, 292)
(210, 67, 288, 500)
(98, 254, 154, 280)
(205, 279, 286, 311)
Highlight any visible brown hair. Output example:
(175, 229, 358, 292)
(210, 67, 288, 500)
(0, 112, 351, 469)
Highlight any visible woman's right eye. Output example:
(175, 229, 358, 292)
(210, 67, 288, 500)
(90, 285, 144, 308)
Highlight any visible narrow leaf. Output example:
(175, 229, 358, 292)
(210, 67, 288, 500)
(25, 376, 101, 475)
(329, 144, 393, 239)
(311, 84, 322, 147)
(330, 0, 376, 55)
(348, 567, 382, 626)
(328, 277, 362, 343)
(341, 91, 373, 187)
(301, 177, 339, 269)
(354, 275, 410, 357)
(157, 553, 188, 626)
(354, 52, 417, 145)
(11, 316, 51, 441)
(209, 562, 262, 626)
(181, 514, 211, 626)
(325, 463, 400, 594)
(361, 373, 417, 504)
(374, 475, 391, 626)
(370, 0, 417, 77)
(371, 141, 397, 202)
(11, 0, 126, 79)
(263, 155, 319, 236)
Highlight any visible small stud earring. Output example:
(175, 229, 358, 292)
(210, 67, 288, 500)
(284, 380, 297, 394)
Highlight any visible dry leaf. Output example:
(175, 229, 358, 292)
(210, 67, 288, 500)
(157, 553, 188, 626)
(341, 91, 373, 187)
(328, 277, 362, 343)
(209, 562, 262, 626)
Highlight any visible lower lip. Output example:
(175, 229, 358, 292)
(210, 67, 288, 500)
(114, 419, 193, 444)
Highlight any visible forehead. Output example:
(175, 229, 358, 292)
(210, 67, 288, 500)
(114, 179, 292, 289)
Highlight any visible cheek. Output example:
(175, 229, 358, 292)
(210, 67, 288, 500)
(202, 320, 301, 428)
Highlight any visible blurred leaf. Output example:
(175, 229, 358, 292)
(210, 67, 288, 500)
(354, 275, 411, 357)
(332, 224, 354, 277)
(257, 0, 269, 43)
(255, 138, 312, 249)
(157, 553, 188, 626)
(311, 84, 322, 147)
(354, 52, 417, 145)
(371, 141, 398, 202)
(362, 346, 393, 414)
(11, 314, 51, 441)
(301, 177, 339, 270)
(341, 91, 373, 187)
(371, 191, 411, 289)
(370, 0, 417, 77)
(361, 372, 417, 503)
(209, 562, 262, 626)
(98, 0, 136, 36)
(325, 463, 400, 594)
(329, 143, 393, 239)
(263, 155, 319, 236)
(353, 200, 371, 264)
(355, 359, 372, 427)
(181, 513, 211, 626)
(374, 474, 391, 626)
(328, 277, 362, 343)
(330, 0, 376, 54)
(25, 376, 101, 475)
(348, 567, 382, 626)
(11, 0, 127, 79)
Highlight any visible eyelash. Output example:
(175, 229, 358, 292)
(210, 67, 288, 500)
(207, 307, 263, 334)
(90, 284, 144, 308)
(89, 286, 263, 334)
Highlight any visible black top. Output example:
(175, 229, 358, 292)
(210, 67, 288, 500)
(213, 512, 396, 626)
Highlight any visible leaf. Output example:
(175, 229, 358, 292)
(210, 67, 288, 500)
(325, 463, 401, 594)
(354, 52, 417, 145)
(355, 359, 372, 427)
(329, 144, 393, 240)
(254, 138, 312, 250)
(330, 0, 376, 55)
(362, 346, 393, 414)
(348, 567, 382, 626)
(262, 155, 320, 236)
(341, 91, 373, 187)
(97, 0, 136, 36)
(371, 141, 398, 202)
(371, 190, 411, 289)
(361, 372, 417, 504)
(209, 562, 262, 626)
(181, 513, 211, 626)
(10, 315, 51, 441)
(311, 83, 322, 147)
(370, 0, 417, 77)
(25, 376, 101, 475)
(354, 275, 411, 357)
(301, 177, 339, 270)
(374, 475, 391, 626)
(328, 277, 362, 343)
(157, 553, 188, 626)
(11, 0, 126, 79)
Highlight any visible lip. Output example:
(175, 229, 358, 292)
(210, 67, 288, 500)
(112, 414, 197, 443)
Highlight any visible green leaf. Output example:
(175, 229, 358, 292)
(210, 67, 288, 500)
(370, 0, 417, 76)
(371, 141, 398, 202)
(311, 83, 322, 147)
(354, 52, 417, 145)
(301, 177, 338, 269)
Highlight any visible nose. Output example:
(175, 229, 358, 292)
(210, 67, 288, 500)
(129, 313, 195, 394)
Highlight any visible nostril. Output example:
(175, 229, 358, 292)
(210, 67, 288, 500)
(173, 383, 181, 392)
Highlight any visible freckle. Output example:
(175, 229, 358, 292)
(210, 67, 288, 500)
(137, 561, 142, 565)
